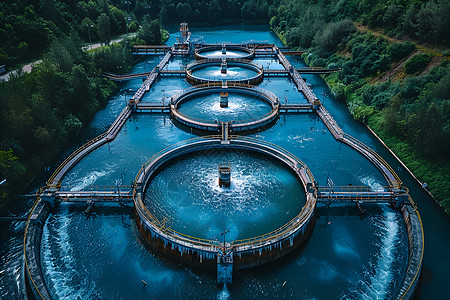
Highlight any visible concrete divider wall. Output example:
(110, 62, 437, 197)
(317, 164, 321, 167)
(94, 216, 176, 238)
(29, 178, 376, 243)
(232, 195, 316, 270)
(24, 201, 52, 300)
(134, 206, 218, 269)
(396, 205, 424, 299)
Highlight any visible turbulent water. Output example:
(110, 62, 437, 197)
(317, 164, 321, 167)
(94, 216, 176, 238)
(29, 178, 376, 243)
(191, 65, 259, 81)
(2, 25, 448, 299)
(198, 49, 251, 58)
(177, 92, 272, 123)
(144, 149, 305, 240)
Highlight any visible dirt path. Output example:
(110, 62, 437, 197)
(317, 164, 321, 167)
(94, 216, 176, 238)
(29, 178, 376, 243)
(356, 23, 447, 83)
(355, 23, 448, 59)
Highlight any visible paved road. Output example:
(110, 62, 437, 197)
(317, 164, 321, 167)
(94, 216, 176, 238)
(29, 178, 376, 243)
(1, 33, 136, 82)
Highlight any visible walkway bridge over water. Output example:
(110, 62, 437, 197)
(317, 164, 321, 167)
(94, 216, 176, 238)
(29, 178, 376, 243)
(47, 51, 173, 187)
(52, 187, 133, 203)
(275, 47, 402, 189)
(103, 68, 339, 81)
(315, 185, 409, 206)
(25, 38, 423, 300)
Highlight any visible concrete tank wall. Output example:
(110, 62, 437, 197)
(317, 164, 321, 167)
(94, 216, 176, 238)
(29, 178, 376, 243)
(134, 209, 217, 269)
(233, 210, 316, 270)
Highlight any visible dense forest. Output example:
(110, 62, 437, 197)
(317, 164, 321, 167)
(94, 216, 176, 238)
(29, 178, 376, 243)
(0, 0, 163, 211)
(269, 0, 450, 211)
(1, 0, 449, 212)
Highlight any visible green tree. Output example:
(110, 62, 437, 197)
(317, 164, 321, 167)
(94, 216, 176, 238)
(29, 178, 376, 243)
(0, 149, 19, 177)
(137, 19, 162, 45)
(97, 13, 111, 45)
(405, 54, 431, 74)
(159, 6, 168, 26)
(71, 64, 94, 122)
(81, 17, 96, 42)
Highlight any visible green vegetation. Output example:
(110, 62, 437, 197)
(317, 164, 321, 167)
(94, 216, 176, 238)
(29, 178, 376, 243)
(405, 54, 432, 74)
(0, 0, 167, 210)
(0, 0, 167, 67)
(0, 36, 133, 210)
(269, 0, 450, 212)
(1, 0, 449, 213)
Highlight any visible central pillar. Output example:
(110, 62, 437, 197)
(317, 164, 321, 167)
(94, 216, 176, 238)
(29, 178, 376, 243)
(221, 59, 227, 74)
(218, 164, 231, 188)
(220, 92, 229, 108)
(217, 251, 233, 284)
(222, 44, 226, 54)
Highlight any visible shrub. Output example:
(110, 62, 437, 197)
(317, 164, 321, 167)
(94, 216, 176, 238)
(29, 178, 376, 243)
(387, 41, 416, 62)
(405, 54, 432, 74)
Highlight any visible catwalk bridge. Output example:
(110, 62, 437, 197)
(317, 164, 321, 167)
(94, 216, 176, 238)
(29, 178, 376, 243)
(47, 51, 173, 187)
(103, 67, 340, 81)
(25, 38, 423, 300)
(315, 186, 409, 205)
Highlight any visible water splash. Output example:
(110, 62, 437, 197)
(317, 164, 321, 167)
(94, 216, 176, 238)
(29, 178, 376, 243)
(358, 176, 384, 191)
(350, 208, 404, 299)
(144, 150, 305, 240)
(178, 93, 272, 123)
(41, 206, 96, 299)
(217, 282, 230, 300)
(64, 163, 117, 191)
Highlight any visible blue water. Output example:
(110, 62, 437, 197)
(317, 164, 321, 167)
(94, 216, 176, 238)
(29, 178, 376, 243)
(144, 149, 305, 240)
(1, 25, 448, 299)
(177, 92, 273, 123)
(198, 49, 252, 59)
(191, 65, 259, 81)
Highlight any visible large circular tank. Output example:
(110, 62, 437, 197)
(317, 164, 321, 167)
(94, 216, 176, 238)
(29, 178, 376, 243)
(186, 59, 263, 85)
(170, 84, 279, 133)
(144, 149, 306, 240)
(195, 45, 254, 60)
(133, 136, 316, 270)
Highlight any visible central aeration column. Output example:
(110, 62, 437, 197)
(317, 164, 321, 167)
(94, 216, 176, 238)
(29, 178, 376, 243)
(221, 59, 227, 74)
(218, 164, 231, 187)
(220, 91, 229, 108)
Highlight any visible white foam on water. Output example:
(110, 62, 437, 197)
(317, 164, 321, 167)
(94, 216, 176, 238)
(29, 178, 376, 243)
(217, 282, 231, 300)
(354, 209, 401, 299)
(358, 175, 384, 191)
(41, 206, 96, 299)
(68, 162, 117, 191)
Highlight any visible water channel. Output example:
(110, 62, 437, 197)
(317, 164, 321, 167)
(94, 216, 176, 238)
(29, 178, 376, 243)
(0, 25, 449, 299)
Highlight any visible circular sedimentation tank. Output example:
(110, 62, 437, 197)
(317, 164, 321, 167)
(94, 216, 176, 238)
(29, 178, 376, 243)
(24, 30, 422, 298)
(133, 136, 316, 270)
(186, 59, 263, 85)
(195, 45, 255, 60)
(170, 84, 279, 133)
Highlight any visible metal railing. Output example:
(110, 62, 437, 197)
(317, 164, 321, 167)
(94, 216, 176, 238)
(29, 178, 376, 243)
(343, 133, 402, 187)
(133, 135, 316, 253)
(47, 133, 107, 186)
